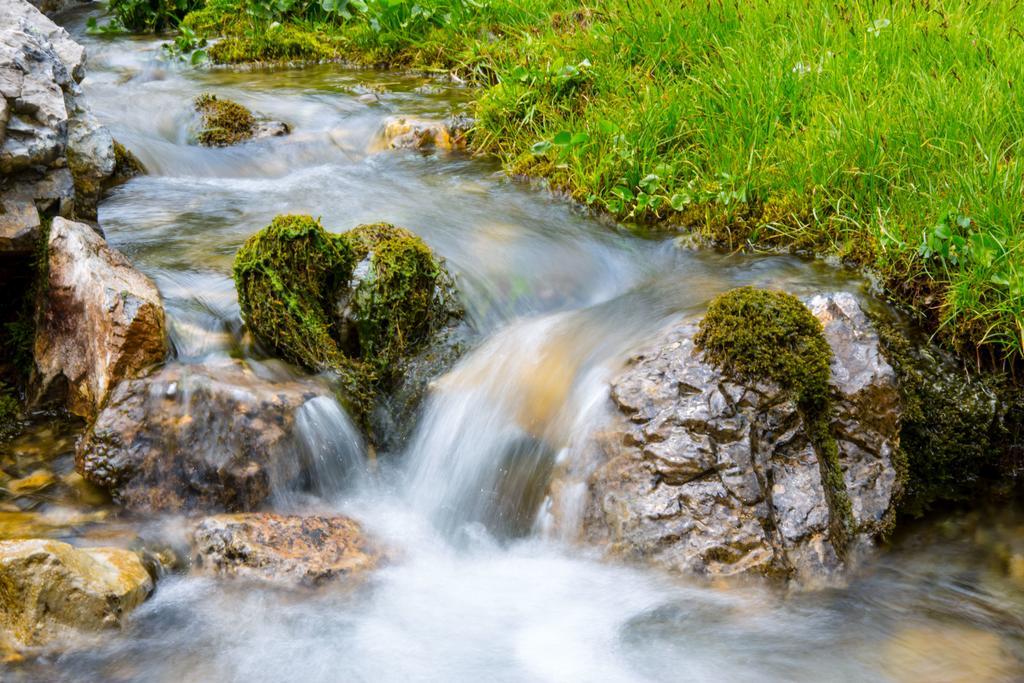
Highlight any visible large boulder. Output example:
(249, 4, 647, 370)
(33, 217, 167, 418)
(233, 215, 462, 432)
(76, 362, 352, 512)
(0, 539, 152, 647)
(575, 291, 901, 584)
(190, 513, 381, 587)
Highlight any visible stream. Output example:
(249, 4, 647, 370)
(5, 8, 1024, 681)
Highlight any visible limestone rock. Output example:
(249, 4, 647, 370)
(76, 362, 340, 512)
(66, 106, 115, 219)
(191, 513, 380, 587)
(0, 539, 152, 647)
(33, 217, 167, 418)
(578, 292, 901, 584)
(0, 0, 85, 83)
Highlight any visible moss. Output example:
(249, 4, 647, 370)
(872, 317, 1023, 515)
(233, 215, 355, 371)
(193, 94, 256, 147)
(111, 140, 146, 183)
(345, 223, 452, 372)
(0, 383, 19, 441)
(695, 287, 855, 557)
(208, 26, 342, 65)
(233, 215, 459, 426)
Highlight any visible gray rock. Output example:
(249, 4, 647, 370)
(66, 106, 115, 219)
(577, 292, 901, 585)
(0, 0, 85, 82)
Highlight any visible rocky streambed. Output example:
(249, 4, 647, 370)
(0, 1, 1022, 680)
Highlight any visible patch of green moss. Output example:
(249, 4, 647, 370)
(233, 215, 459, 426)
(208, 26, 342, 65)
(0, 383, 20, 441)
(194, 94, 256, 147)
(233, 215, 355, 371)
(346, 223, 451, 371)
(111, 140, 146, 183)
(695, 287, 855, 557)
(873, 318, 1022, 515)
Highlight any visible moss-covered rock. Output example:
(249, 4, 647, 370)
(695, 287, 856, 557)
(193, 93, 256, 147)
(873, 318, 1023, 514)
(233, 215, 461, 426)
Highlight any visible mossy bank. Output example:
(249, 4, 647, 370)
(125, 0, 1024, 372)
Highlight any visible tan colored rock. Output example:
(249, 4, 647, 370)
(0, 539, 152, 647)
(370, 115, 471, 153)
(575, 292, 901, 584)
(33, 217, 167, 418)
(881, 624, 1018, 683)
(191, 513, 381, 587)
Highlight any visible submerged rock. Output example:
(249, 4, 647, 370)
(0, 539, 152, 647)
(193, 93, 289, 147)
(33, 217, 167, 419)
(76, 362, 340, 512)
(233, 215, 462, 430)
(578, 291, 901, 584)
(190, 513, 380, 587)
(370, 115, 472, 153)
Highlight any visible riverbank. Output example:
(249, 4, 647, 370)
(112, 0, 1024, 368)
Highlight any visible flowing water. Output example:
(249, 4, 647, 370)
(4, 8, 1024, 681)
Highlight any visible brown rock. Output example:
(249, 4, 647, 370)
(33, 217, 167, 418)
(191, 513, 380, 587)
(76, 362, 338, 512)
(0, 539, 152, 647)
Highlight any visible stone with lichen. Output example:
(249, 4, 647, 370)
(568, 291, 901, 586)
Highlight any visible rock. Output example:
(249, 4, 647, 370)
(76, 362, 341, 512)
(233, 215, 462, 430)
(27, 0, 90, 17)
(66, 106, 115, 219)
(33, 217, 167, 418)
(0, 539, 152, 647)
(577, 292, 901, 584)
(6, 468, 55, 495)
(0, 1, 120, 231)
(190, 513, 380, 587)
(370, 115, 472, 153)
(193, 93, 289, 147)
(0, 0, 85, 82)
(880, 624, 1018, 683)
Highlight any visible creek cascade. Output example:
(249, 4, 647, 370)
(1, 6, 1023, 681)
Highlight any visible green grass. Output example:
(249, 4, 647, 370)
(171, 0, 1024, 365)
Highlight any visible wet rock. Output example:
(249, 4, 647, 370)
(190, 513, 381, 587)
(880, 624, 1018, 683)
(66, 106, 115, 219)
(233, 215, 463, 431)
(371, 115, 472, 152)
(193, 93, 289, 147)
(0, 539, 152, 647)
(0, 0, 85, 83)
(33, 217, 167, 418)
(578, 292, 901, 584)
(76, 362, 338, 512)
